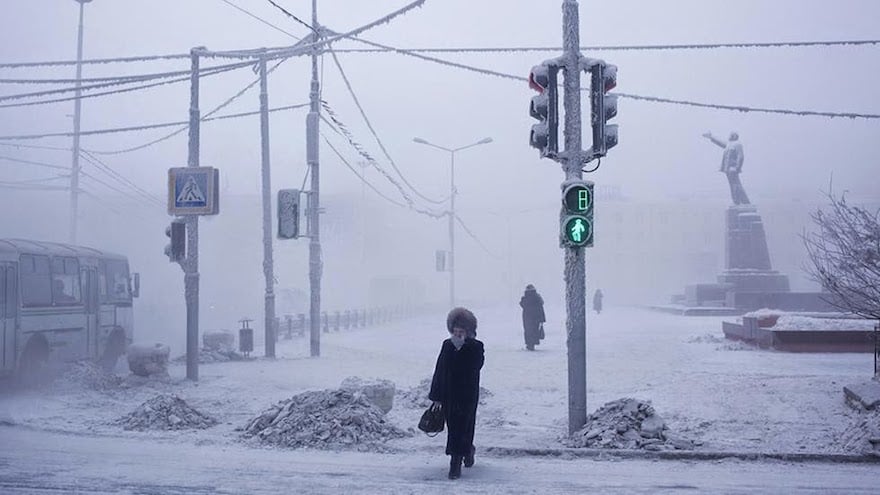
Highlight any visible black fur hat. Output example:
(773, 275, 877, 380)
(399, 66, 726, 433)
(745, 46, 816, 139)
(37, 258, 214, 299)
(446, 307, 477, 335)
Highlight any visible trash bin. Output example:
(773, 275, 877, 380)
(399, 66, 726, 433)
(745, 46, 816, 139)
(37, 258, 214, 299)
(239, 318, 254, 356)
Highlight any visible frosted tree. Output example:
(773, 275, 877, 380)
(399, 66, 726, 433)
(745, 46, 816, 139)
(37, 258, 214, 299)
(803, 192, 880, 320)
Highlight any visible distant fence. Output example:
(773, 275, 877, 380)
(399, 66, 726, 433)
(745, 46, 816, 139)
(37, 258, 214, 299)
(276, 304, 444, 340)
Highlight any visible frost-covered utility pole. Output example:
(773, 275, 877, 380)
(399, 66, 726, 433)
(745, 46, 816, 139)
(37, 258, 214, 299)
(561, 0, 588, 436)
(184, 47, 202, 381)
(259, 55, 276, 359)
(307, 0, 323, 358)
(69, 0, 92, 243)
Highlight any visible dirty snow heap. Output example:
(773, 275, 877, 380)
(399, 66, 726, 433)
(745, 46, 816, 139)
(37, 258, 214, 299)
(567, 398, 695, 450)
(242, 389, 410, 450)
(116, 394, 217, 431)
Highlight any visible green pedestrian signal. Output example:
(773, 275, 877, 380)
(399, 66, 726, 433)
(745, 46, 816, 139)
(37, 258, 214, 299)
(560, 181, 594, 248)
(563, 215, 593, 247)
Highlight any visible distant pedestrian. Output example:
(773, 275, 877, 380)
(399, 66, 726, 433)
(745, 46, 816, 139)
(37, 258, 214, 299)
(593, 289, 603, 314)
(519, 284, 546, 351)
(429, 307, 485, 480)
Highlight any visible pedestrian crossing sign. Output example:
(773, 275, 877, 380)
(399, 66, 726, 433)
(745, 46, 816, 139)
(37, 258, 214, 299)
(168, 167, 219, 215)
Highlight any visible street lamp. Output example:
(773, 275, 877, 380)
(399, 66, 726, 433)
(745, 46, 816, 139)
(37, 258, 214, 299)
(412, 136, 493, 308)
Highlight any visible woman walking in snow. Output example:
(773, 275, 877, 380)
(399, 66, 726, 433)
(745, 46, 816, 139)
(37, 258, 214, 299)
(593, 289, 604, 314)
(520, 284, 546, 351)
(429, 307, 485, 480)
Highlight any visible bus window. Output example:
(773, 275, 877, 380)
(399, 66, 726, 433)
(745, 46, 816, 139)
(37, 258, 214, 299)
(6, 266, 15, 316)
(21, 254, 52, 307)
(104, 260, 130, 302)
(51, 257, 81, 305)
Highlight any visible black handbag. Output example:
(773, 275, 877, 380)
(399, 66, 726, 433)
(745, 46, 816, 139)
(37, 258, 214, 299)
(418, 406, 445, 436)
(539, 323, 545, 340)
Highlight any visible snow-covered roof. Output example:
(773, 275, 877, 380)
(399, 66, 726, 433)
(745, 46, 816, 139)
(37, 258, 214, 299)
(0, 239, 127, 261)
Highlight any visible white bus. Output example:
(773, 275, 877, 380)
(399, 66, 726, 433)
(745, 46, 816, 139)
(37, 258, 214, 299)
(0, 239, 139, 383)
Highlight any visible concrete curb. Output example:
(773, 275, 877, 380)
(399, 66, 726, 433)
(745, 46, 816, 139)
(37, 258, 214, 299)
(479, 445, 880, 464)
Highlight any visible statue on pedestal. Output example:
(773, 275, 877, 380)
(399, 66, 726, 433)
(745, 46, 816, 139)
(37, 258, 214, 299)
(702, 131, 750, 205)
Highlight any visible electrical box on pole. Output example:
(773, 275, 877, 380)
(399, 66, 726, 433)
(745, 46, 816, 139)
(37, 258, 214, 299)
(277, 189, 300, 239)
(589, 62, 618, 158)
(528, 63, 560, 159)
(164, 218, 186, 263)
(560, 181, 594, 248)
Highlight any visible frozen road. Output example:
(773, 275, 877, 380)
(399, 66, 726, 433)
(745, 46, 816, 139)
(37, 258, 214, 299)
(1, 427, 878, 494)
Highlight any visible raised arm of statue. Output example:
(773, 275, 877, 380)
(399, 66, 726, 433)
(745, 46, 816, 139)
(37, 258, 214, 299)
(702, 132, 727, 149)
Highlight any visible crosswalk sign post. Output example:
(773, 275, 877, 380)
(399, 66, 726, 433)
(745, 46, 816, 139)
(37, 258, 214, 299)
(168, 167, 220, 216)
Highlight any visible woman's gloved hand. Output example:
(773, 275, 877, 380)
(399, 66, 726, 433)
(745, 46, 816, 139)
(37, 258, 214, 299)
(431, 401, 442, 412)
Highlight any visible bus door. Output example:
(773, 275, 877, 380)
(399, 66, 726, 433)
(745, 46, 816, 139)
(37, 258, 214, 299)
(82, 266, 99, 359)
(1, 264, 17, 373)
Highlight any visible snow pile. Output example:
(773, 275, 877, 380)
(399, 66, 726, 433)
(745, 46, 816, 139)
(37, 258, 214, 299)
(339, 377, 395, 414)
(56, 361, 121, 391)
(172, 349, 248, 364)
(773, 315, 877, 332)
(687, 334, 725, 344)
(396, 377, 493, 409)
(834, 411, 880, 455)
(242, 389, 410, 450)
(116, 394, 217, 431)
(567, 398, 695, 451)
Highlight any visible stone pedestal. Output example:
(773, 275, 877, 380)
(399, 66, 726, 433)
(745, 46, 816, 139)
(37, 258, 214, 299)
(720, 206, 789, 293)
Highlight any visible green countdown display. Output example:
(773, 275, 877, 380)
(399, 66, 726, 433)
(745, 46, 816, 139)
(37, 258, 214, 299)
(563, 216, 593, 246)
(564, 184, 593, 214)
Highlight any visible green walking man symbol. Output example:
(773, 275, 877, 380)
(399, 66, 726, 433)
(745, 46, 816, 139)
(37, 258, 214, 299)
(570, 218, 587, 243)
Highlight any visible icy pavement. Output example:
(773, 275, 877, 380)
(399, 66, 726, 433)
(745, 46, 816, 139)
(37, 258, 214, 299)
(1, 427, 878, 495)
(0, 306, 873, 458)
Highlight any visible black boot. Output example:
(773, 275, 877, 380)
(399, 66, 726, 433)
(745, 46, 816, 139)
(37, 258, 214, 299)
(464, 446, 475, 468)
(448, 455, 462, 479)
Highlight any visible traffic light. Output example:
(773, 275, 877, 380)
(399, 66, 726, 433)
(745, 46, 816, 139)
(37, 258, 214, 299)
(528, 63, 559, 158)
(277, 189, 300, 239)
(590, 62, 618, 158)
(560, 181, 594, 248)
(164, 218, 186, 263)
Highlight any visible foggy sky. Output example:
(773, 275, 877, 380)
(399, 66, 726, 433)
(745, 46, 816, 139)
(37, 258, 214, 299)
(1, 0, 878, 206)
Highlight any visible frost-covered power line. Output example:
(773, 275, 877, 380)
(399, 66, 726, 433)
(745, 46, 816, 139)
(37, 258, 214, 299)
(328, 48, 448, 205)
(0, 61, 254, 86)
(264, 0, 316, 34)
(218, 0, 303, 40)
(329, 38, 880, 54)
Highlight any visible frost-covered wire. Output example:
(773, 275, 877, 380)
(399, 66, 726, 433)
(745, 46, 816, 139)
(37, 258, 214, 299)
(82, 59, 293, 154)
(219, 0, 303, 40)
(0, 154, 69, 171)
(0, 181, 69, 191)
(202, 0, 427, 60)
(329, 39, 880, 54)
(0, 64, 243, 108)
(341, 36, 880, 120)
(613, 92, 880, 120)
(80, 151, 164, 206)
(322, 102, 447, 219)
(0, 174, 68, 185)
(0, 102, 306, 143)
(322, 135, 408, 209)
(455, 214, 501, 260)
(328, 48, 448, 205)
(265, 0, 316, 33)
(0, 61, 254, 86)
(0, 53, 191, 69)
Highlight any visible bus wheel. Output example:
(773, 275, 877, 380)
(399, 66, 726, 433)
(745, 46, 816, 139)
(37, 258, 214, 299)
(16, 336, 49, 389)
(98, 329, 125, 372)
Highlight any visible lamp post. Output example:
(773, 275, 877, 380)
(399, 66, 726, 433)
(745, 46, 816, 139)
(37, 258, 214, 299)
(412, 136, 493, 308)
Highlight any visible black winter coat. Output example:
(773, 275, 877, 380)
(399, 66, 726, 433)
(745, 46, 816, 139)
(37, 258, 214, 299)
(429, 338, 485, 407)
(520, 290, 546, 345)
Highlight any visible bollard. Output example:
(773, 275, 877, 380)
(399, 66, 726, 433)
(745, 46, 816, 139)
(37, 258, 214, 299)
(344, 310, 352, 330)
(322, 312, 329, 333)
(285, 315, 293, 340)
(334, 311, 341, 332)
(239, 318, 254, 357)
(297, 313, 306, 337)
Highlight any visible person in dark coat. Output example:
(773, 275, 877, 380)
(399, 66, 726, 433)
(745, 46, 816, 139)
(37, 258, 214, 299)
(429, 307, 484, 480)
(593, 289, 603, 314)
(519, 284, 545, 351)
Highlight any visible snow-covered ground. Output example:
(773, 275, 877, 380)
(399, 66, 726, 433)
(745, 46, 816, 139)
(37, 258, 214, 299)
(0, 306, 876, 492)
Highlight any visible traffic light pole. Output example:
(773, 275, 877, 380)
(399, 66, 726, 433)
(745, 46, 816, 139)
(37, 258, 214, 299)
(259, 55, 276, 359)
(185, 48, 202, 381)
(561, 0, 588, 435)
(307, 0, 323, 358)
